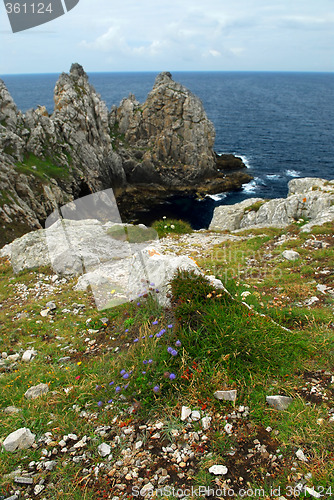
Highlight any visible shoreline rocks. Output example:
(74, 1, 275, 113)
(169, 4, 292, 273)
(209, 178, 334, 232)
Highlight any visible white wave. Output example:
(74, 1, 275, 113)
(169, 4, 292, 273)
(285, 169, 301, 178)
(206, 192, 228, 202)
(242, 179, 258, 193)
(236, 154, 251, 168)
(266, 174, 281, 180)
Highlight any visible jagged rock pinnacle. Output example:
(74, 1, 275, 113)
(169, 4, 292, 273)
(69, 63, 86, 79)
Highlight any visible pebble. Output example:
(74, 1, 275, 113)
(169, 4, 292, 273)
(181, 406, 192, 421)
(98, 443, 111, 457)
(21, 349, 37, 363)
(191, 410, 201, 421)
(201, 416, 211, 430)
(24, 383, 49, 400)
(209, 465, 228, 475)
(266, 395, 293, 410)
(34, 484, 44, 495)
(295, 449, 308, 462)
(224, 423, 233, 435)
(214, 390, 237, 401)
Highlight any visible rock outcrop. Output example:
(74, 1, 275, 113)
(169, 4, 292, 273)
(0, 217, 226, 309)
(209, 178, 334, 232)
(0, 64, 249, 246)
(110, 72, 216, 186)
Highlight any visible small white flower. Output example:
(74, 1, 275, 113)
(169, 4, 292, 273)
(164, 225, 168, 229)
(163, 216, 167, 219)
(171, 224, 175, 229)
(241, 291, 251, 298)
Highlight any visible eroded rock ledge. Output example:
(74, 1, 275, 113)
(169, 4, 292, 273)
(0, 64, 250, 246)
(209, 178, 334, 232)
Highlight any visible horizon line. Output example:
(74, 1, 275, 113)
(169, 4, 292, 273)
(1, 69, 334, 77)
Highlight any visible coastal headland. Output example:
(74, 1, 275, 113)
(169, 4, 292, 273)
(0, 63, 251, 245)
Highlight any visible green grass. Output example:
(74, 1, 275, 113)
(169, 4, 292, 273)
(151, 218, 193, 238)
(15, 153, 70, 181)
(0, 220, 333, 497)
(106, 224, 158, 243)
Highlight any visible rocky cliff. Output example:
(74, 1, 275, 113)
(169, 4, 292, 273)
(0, 64, 250, 246)
(209, 178, 334, 232)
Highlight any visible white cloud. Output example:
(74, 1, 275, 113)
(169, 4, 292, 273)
(0, 0, 333, 73)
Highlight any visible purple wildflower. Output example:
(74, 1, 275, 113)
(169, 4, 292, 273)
(137, 302, 141, 306)
(115, 386, 121, 393)
(120, 369, 126, 375)
(153, 385, 160, 393)
(142, 371, 146, 375)
(175, 340, 181, 347)
(108, 399, 113, 404)
(133, 338, 139, 343)
(123, 373, 129, 379)
(109, 381, 114, 386)
(170, 349, 178, 356)
(148, 359, 153, 364)
(124, 384, 129, 390)
(149, 334, 153, 338)
(97, 401, 103, 407)
(167, 347, 173, 354)
(169, 373, 176, 380)
(143, 360, 148, 364)
(125, 329, 129, 333)
(152, 320, 158, 325)
(167, 324, 173, 329)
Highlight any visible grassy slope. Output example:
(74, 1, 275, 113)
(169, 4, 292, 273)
(0, 221, 333, 499)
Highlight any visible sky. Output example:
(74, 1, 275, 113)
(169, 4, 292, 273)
(0, 0, 333, 74)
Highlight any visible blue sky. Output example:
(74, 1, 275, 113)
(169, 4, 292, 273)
(0, 0, 333, 74)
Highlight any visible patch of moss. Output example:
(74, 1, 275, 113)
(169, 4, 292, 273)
(245, 200, 268, 213)
(15, 153, 70, 182)
(107, 224, 157, 243)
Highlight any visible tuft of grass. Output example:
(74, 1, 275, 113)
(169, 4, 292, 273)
(151, 218, 193, 238)
(15, 153, 70, 181)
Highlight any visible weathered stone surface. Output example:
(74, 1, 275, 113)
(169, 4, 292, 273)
(24, 383, 49, 400)
(210, 178, 334, 231)
(214, 390, 237, 401)
(98, 443, 111, 457)
(181, 406, 192, 421)
(3, 406, 22, 414)
(3, 217, 227, 309)
(3, 427, 35, 452)
(21, 349, 37, 363)
(111, 72, 217, 186)
(210, 198, 264, 231)
(266, 395, 293, 410)
(282, 250, 300, 261)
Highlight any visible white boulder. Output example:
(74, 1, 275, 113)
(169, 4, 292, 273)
(3, 427, 35, 452)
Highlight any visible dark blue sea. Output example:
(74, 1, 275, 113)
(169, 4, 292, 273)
(1, 72, 333, 228)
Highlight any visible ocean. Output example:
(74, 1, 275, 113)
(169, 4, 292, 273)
(1, 71, 333, 228)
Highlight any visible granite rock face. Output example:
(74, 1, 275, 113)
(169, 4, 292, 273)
(0, 64, 248, 246)
(110, 72, 217, 186)
(209, 178, 334, 231)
